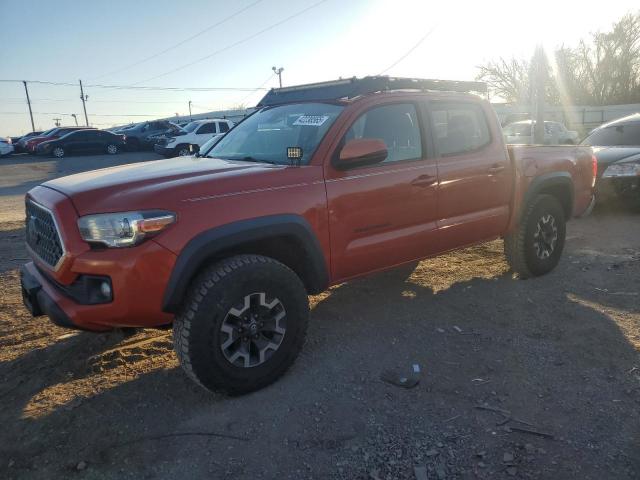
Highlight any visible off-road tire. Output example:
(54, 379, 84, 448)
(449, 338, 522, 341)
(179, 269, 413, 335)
(504, 194, 566, 278)
(173, 254, 309, 395)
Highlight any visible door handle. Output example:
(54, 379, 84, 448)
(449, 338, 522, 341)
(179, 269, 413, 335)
(487, 164, 505, 174)
(411, 174, 437, 187)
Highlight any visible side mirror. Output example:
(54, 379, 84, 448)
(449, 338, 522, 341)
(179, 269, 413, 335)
(336, 138, 388, 170)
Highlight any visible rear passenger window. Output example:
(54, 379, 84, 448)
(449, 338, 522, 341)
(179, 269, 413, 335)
(344, 103, 422, 163)
(218, 122, 230, 133)
(430, 102, 490, 156)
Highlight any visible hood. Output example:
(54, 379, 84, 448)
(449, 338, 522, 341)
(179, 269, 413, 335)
(592, 146, 640, 175)
(43, 156, 287, 215)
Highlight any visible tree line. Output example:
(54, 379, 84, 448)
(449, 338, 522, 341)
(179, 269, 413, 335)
(477, 13, 640, 106)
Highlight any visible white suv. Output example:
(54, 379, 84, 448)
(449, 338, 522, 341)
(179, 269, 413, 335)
(154, 119, 233, 157)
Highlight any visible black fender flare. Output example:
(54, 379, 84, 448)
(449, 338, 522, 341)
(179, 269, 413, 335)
(520, 172, 574, 221)
(162, 214, 329, 313)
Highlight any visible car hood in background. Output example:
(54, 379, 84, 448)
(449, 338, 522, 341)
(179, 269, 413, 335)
(592, 146, 640, 175)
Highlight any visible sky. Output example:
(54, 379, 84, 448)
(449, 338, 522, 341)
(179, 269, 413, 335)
(0, 0, 637, 136)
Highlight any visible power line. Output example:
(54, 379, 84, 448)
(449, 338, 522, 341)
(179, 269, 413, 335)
(378, 26, 438, 75)
(0, 111, 164, 117)
(131, 0, 330, 85)
(90, 0, 265, 80)
(0, 79, 270, 92)
(237, 73, 275, 106)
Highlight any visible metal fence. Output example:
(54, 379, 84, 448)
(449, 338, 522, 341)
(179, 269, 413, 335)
(492, 103, 640, 134)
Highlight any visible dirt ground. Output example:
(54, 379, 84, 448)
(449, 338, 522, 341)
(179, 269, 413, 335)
(0, 153, 639, 479)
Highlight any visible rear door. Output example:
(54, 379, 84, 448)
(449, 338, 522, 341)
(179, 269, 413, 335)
(325, 100, 440, 281)
(428, 100, 513, 248)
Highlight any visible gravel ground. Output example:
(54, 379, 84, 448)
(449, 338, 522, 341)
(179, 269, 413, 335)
(0, 153, 639, 479)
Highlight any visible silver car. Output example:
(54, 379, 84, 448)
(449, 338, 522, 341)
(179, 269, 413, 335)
(504, 120, 579, 145)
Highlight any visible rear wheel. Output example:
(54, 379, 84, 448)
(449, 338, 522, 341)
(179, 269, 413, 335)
(106, 143, 118, 155)
(173, 254, 309, 394)
(52, 146, 65, 158)
(504, 194, 566, 278)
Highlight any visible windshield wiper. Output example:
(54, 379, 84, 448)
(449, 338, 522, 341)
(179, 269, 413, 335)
(220, 156, 280, 165)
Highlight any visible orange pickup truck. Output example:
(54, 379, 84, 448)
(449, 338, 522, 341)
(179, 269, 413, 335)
(21, 77, 596, 394)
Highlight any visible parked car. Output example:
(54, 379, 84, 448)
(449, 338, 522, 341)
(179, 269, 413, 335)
(24, 126, 92, 153)
(580, 113, 640, 204)
(144, 122, 184, 148)
(12, 131, 44, 153)
(36, 129, 125, 158)
(121, 120, 178, 150)
(503, 120, 578, 145)
(191, 133, 226, 157)
(21, 76, 595, 395)
(0, 138, 14, 157)
(154, 119, 233, 157)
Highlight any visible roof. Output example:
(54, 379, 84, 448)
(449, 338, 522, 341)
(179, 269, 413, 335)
(598, 112, 640, 129)
(257, 76, 487, 107)
(187, 118, 230, 124)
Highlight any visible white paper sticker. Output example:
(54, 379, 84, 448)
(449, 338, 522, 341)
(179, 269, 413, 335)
(293, 115, 329, 127)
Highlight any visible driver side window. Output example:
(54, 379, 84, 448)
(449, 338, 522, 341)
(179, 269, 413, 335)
(344, 103, 422, 163)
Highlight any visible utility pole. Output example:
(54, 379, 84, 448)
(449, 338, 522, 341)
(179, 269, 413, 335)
(71, 114, 78, 126)
(22, 81, 35, 132)
(272, 66, 284, 88)
(53, 118, 61, 127)
(79, 80, 89, 126)
(532, 46, 546, 144)
(188, 100, 193, 121)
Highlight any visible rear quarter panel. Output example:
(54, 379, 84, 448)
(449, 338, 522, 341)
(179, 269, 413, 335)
(506, 145, 594, 232)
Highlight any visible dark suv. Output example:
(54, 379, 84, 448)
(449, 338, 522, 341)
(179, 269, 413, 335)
(122, 120, 181, 150)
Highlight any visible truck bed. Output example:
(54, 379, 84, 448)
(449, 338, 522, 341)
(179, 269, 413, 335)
(507, 144, 595, 218)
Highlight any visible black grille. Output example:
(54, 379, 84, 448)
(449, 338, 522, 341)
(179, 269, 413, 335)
(25, 200, 64, 268)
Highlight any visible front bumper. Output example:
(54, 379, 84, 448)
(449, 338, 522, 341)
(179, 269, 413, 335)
(154, 144, 176, 157)
(21, 264, 78, 330)
(596, 176, 640, 201)
(22, 186, 178, 331)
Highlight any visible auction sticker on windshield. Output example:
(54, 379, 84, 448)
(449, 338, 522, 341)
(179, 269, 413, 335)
(293, 115, 330, 126)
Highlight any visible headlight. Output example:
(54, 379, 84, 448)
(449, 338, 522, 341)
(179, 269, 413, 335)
(77, 211, 176, 248)
(602, 162, 640, 178)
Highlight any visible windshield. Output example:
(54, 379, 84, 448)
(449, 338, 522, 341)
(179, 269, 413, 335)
(40, 128, 58, 137)
(182, 122, 200, 133)
(205, 103, 344, 165)
(581, 123, 640, 146)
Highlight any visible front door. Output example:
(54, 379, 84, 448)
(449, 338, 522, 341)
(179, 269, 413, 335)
(325, 101, 440, 281)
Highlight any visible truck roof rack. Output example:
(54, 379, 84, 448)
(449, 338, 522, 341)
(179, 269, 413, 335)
(256, 76, 487, 107)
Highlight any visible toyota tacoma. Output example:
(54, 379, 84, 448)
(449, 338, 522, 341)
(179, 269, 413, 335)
(21, 77, 596, 394)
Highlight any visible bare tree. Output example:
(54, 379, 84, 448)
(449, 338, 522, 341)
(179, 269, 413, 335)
(478, 12, 640, 105)
(556, 13, 640, 105)
(476, 57, 530, 103)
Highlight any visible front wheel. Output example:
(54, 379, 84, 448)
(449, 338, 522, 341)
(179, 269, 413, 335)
(176, 145, 190, 156)
(173, 254, 309, 394)
(52, 146, 65, 158)
(504, 194, 566, 278)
